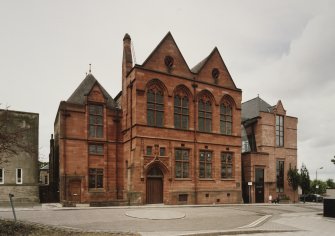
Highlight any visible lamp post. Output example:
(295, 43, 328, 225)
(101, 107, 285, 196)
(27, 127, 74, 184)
(316, 167, 324, 182)
(315, 167, 323, 194)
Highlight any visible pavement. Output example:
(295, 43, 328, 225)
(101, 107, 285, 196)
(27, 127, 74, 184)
(0, 202, 334, 235)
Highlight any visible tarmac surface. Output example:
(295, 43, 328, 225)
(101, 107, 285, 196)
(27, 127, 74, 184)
(0, 203, 334, 235)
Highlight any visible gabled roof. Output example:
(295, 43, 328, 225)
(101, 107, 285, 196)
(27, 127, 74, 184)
(67, 73, 116, 108)
(191, 47, 238, 89)
(241, 96, 274, 121)
(141, 32, 191, 71)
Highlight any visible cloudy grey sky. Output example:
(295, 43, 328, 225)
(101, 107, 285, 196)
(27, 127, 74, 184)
(1, 0, 334, 180)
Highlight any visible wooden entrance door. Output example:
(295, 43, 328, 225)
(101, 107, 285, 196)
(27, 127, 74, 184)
(68, 180, 81, 203)
(146, 166, 163, 204)
(255, 168, 264, 203)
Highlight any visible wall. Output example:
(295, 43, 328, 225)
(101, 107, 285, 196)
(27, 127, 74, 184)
(0, 109, 39, 206)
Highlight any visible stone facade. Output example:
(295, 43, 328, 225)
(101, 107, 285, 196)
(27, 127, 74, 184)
(52, 32, 243, 205)
(0, 109, 39, 206)
(241, 97, 298, 203)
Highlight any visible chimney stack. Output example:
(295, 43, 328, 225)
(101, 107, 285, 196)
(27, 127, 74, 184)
(122, 33, 133, 79)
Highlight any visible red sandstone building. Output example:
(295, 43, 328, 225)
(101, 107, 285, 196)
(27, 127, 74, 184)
(51, 32, 242, 205)
(241, 97, 298, 203)
(50, 33, 297, 205)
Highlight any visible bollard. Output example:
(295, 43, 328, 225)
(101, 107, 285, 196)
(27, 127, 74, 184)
(9, 193, 17, 222)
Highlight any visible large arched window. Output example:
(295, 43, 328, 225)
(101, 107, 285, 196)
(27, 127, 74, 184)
(220, 102, 232, 135)
(174, 92, 189, 129)
(198, 98, 212, 132)
(147, 86, 164, 127)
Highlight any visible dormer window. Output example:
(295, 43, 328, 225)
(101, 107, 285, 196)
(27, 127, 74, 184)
(89, 104, 103, 138)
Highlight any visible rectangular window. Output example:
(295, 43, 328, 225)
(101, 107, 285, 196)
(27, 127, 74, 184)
(159, 147, 166, 156)
(89, 104, 104, 138)
(146, 146, 152, 155)
(0, 168, 4, 184)
(147, 90, 164, 127)
(178, 194, 188, 202)
(89, 144, 104, 155)
(44, 175, 48, 185)
(199, 150, 212, 178)
(220, 104, 232, 135)
(175, 149, 190, 178)
(174, 96, 189, 129)
(276, 115, 284, 147)
(276, 160, 284, 192)
(198, 100, 212, 132)
(16, 168, 22, 184)
(89, 168, 103, 188)
(221, 152, 233, 178)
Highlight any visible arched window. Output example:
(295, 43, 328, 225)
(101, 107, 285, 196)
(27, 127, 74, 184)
(174, 93, 189, 129)
(147, 86, 164, 127)
(198, 98, 212, 132)
(220, 102, 232, 135)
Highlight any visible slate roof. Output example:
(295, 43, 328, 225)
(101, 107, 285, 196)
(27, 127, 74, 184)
(241, 96, 274, 121)
(191, 55, 210, 73)
(67, 73, 117, 108)
(40, 164, 49, 170)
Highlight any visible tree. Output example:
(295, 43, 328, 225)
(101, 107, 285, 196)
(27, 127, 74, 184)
(300, 164, 311, 195)
(0, 109, 37, 164)
(287, 168, 300, 203)
(326, 179, 335, 189)
(331, 156, 335, 165)
(311, 180, 327, 195)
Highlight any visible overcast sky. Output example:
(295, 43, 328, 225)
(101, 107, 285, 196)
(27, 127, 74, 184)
(1, 0, 334, 180)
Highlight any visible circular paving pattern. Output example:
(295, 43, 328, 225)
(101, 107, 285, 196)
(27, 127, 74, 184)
(125, 209, 186, 220)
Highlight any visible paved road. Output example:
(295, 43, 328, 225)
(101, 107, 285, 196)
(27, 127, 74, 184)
(1, 203, 333, 235)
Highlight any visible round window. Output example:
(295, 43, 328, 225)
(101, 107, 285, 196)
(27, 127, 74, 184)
(212, 68, 220, 79)
(164, 56, 174, 68)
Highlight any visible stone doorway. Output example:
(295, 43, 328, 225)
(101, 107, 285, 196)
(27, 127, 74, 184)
(68, 180, 81, 203)
(255, 168, 264, 203)
(146, 166, 163, 204)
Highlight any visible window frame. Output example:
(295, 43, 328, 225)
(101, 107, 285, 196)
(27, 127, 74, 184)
(199, 150, 212, 179)
(146, 146, 153, 156)
(0, 168, 4, 184)
(16, 168, 23, 184)
(174, 95, 189, 129)
(198, 99, 212, 132)
(276, 115, 284, 147)
(88, 143, 104, 155)
(89, 104, 104, 138)
(147, 88, 164, 127)
(220, 103, 232, 135)
(88, 168, 104, 189)
(276, 160, 284, 192)
(175, 149, 190, 179)
(159, 147, 166, 156)
(221, 152, 233, 179)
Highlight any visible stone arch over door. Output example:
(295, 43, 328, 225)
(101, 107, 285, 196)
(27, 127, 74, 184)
(146, 165, 164, 204)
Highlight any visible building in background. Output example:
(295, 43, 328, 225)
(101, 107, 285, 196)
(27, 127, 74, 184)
(0, 109, 39, 206)
(51, 32, 243, 205)
(241, 96, 298, 203)
(39, 163, 49, 185)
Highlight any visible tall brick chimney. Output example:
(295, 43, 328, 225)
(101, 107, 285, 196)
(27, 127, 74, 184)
(122, 33, 133, 80)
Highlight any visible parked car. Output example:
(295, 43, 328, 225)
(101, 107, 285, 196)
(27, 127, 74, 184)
(299, 194, 323, 202)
